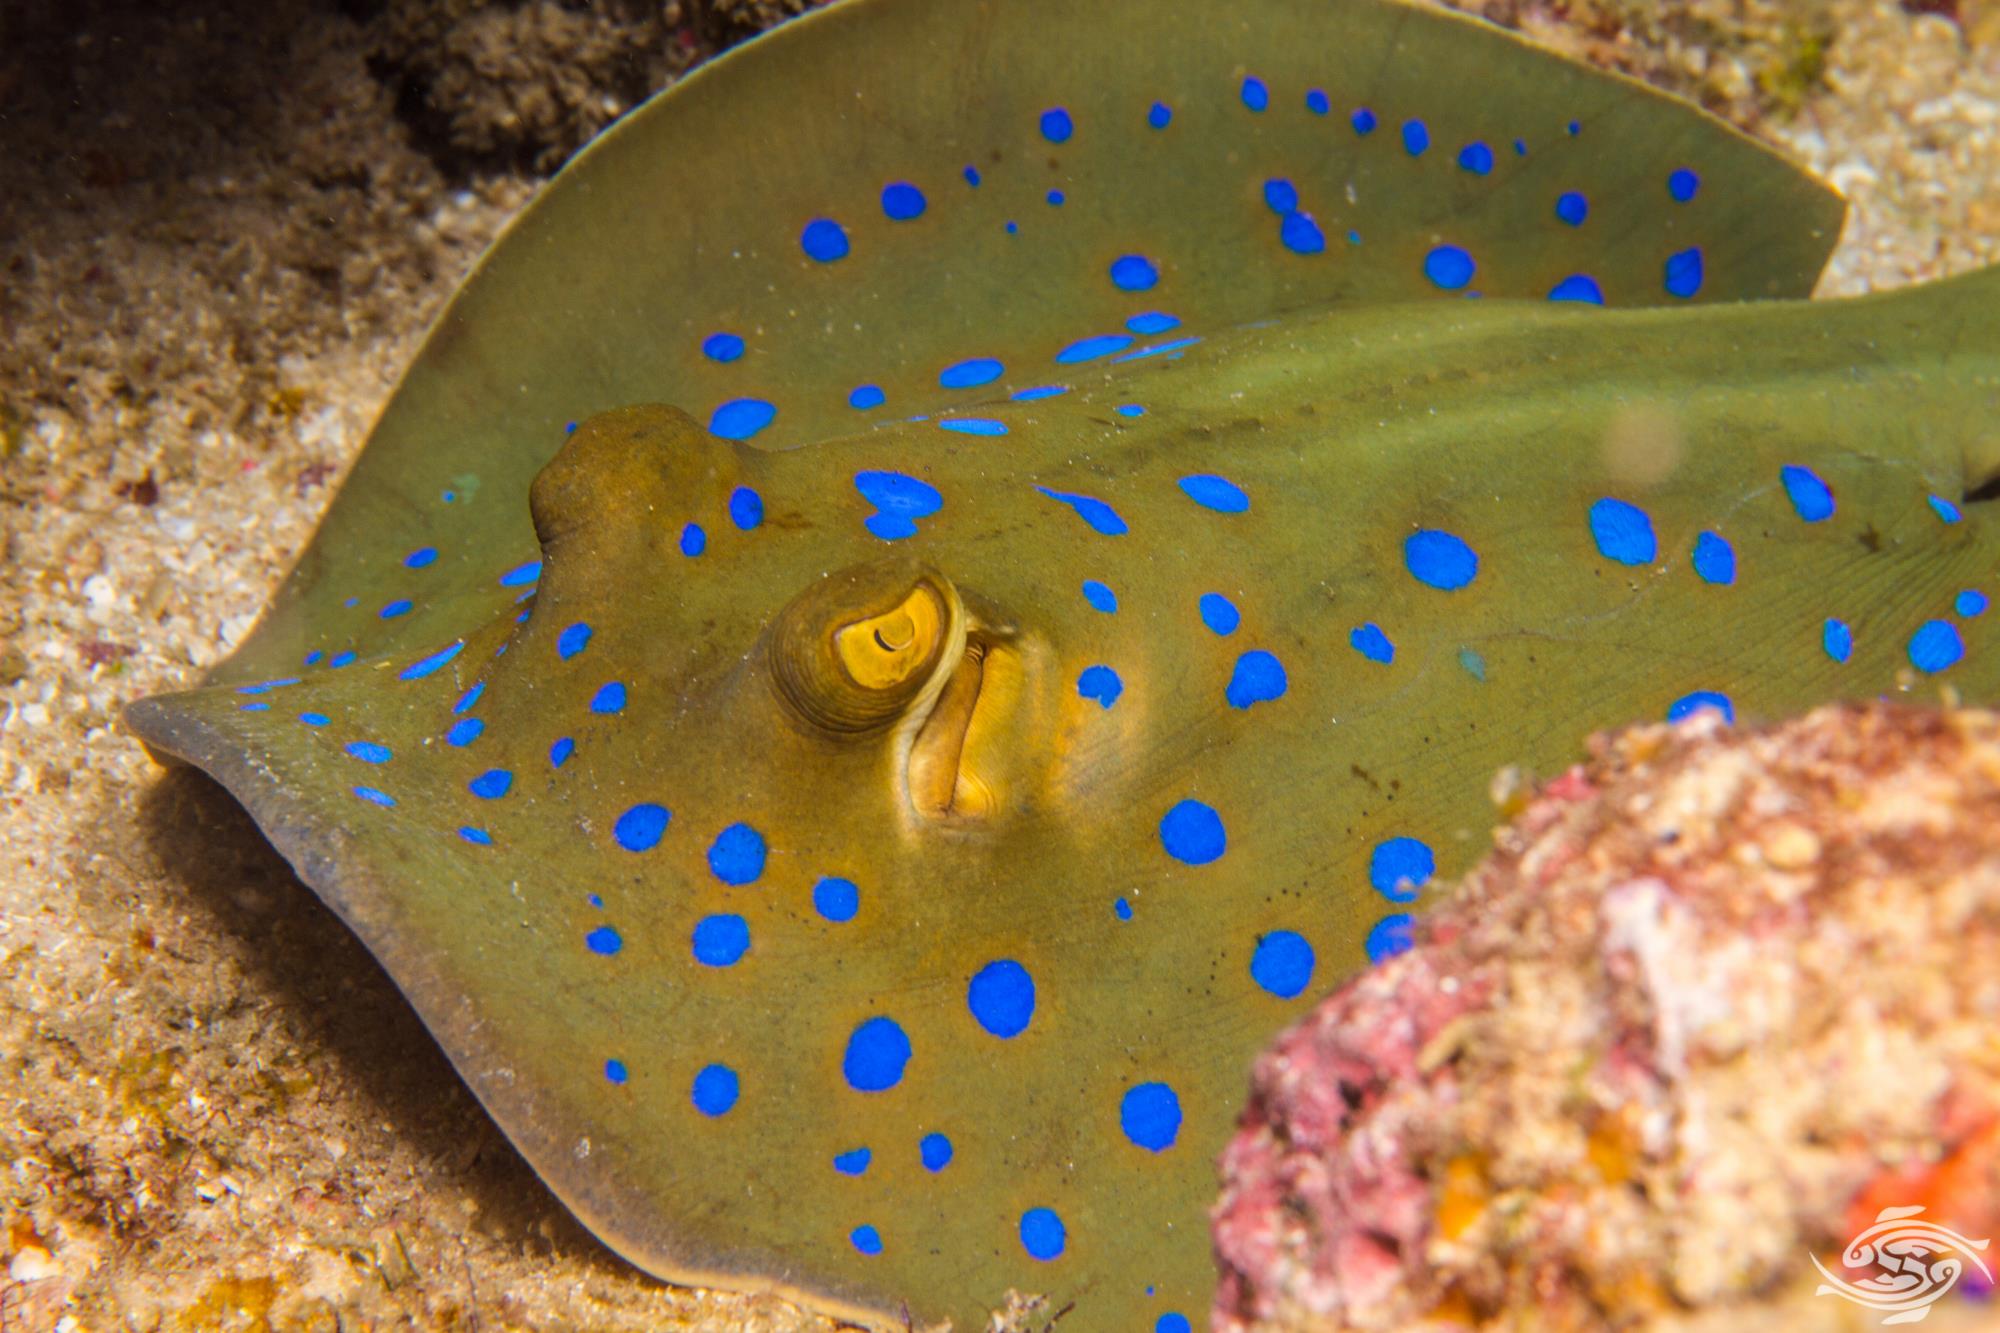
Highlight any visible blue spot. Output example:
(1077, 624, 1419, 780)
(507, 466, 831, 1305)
(1909, 620, 1965, 673)
(1458, 648, 1487, 682)
(1691, 531, 1736, 584)
(330, 651, 357, 668)
(499, 561, 541, 588)
(1369, 837, 1435, 902)
(1199, 592, 1239, 635)
(1250, 930, 1315, 999)
(586, 926, 623, 956)
(1665, 246, 1704, 298)
(1114, 898, 1133, 921)
(1159, 799, 1226, 865)
(1669, 168, 1700, 202)
(1157, 1317, 1192, 1333)
(446, 718, 483, 747)
(880, 182, 926, 220)
(1081, 580, 1117, 613)
(1590, 497, 1658, 565)
(590, 681, 626, 713)
(614, 803, 669, 852)
(850, 1225, 882, 1256)
(1035, 487, 1127, 535)
(967, 960, 1035, 1038)
(240, 702, 269, 712)
(1120, 1082, 1182, 1152)
(1402, 119, 1429, 155)
(939, 418, 1008, 436)
(558, 622, 592, 659)
(1226, 650, 1287, 709)
(1040, 108, 1072, 142)
(1306, 88, 1330, 115)
(604, 1059, 627, 1084)
(1457, 141, 1494, 174)
(691, 1064, 738, 1116)
(692, 914, 750, 968)
(940, 357, 1004, 389)
(1056, 334, 1135, 364)
(849, 384, 885, 410)
(728, 486, 764, 531)
(353, 785, 395, 807)
(468, 769, 512, 799)
(1366, 914, 1416, 964)
(1548, 274, 1604, 304)
(299, 712, 329, 727)
(680, 523, 706, 556)
(1404, 529, 1479, 590)
(814, 876, 859, 922)
(1046, 190, 1065, 207)
(1668, 691, 1734, 724)
(833, 1147, 871, 1176)
(1180, 474, 1249, 513)
(1930, 494, 1962, 523)
(1148, 101, 1172, 129)
(708, 823, 766, 885)
(399, 640, 463, 680)
(380, 599, 413, 620)
(800, 218, 849, 262)
(1958, 590, 1988, 617)
(304, 651, 323, 666)
(1424, 245, 1475, 290)
(1012, 384, 1070, 401)
(1019, 1208, 1066, 1261)
(1514, 138, 1528, 155)
(549, 736, 574, 767)
(459, 826, 491, 846)
(1555, 191, 1588, 226)
(404, 547, 437, 569)
(1568, 119, 1582, 135)
(1824, 619, 1854, 663)
(843, 1016, 912, 1092)
(1116, 404, 1145, 418)
(1110, 255, 1159, 292)
(236, 677, 301, 696)
(1279, 211, 1325, 255)
(1263, 178, 1299, 214)
(1127, 311, 1179, 335)
(920, 1133, 952, 1171)
(345, 741, 391, 764)
(1241, 76, 1268, 111)
(855, 471, 943, 541)
(702, 333, 744, 362)
(1351, 107, 1377, 134)
(710, 399, 775, 441)
(1350, 623, 1395, 663)
(453, 683, 483, 714)
(963, 165, 980, 186)
(1781, 465, 1835, 522)
(1077, 665, 1123, 709)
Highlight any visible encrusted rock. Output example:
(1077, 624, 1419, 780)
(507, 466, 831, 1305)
(1213, 704, 2000, 1330)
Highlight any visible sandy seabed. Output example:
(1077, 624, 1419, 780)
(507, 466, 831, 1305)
(2, 1, 1997, 1328)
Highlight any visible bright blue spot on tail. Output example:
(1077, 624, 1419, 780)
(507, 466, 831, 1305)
(1692, 531, 1736, 585)
(940, 357, 1003, 389)
(729, 486, 764, 530)
(1669, 168, 1700, 202)
(844, 1017, 912, 1092)
(499, 561, 541, 588)
(1556, 191, 1588, 226)
(702, 333, 744, 362)
(1957, 590, 1988, 617)
(1306, 88, 1329, 115)
(692, 914, 750, 967)
(1111, 255, 1159, 291)
(1077, 665, 1123, 709)
(680, 523, 705, 556)
(1114, 897, 1133, 920)
(1240, 76, 1268, 111)
(446, 718, 483, 747)
(833, 1148, 871, 1176)
(814, 876, 859, 922)
(940, 417, 1008, 436)
(1157, 1316, 1192, 1333)
(1402, 119, 1429, 155)
(1404, 529, 1479, 589)
(586, 925, 622, 956)
(849, 384, 885, 410)
(1127, 311, 1179, 335)
(468, 769, 512, 799)
(1226, 650, 1287, 709)
(800, 218, 848, 262)
(1457, 141, 1494, 174)
(1366, 914, 1416, 964)
(1548, 274, 1603, 304)
(1668, 691, 1734, 724)
(691, 1064, 738, 1116)
(1909, 620, 1965, 673)
(1824, 619, 1854, 662)
(614, 803, 668, 852)
(708, 823, 766, 885)
(1039, 107, 1072, 142)
(1424, 245, 1475, 290)
(345, 741, 391, 764)
(1665, 246, 1704, 298)
(881, 182, 926, 220)
(399, 640, 463, 679)
(1120, 1082, 1182, 1152)
(1180, 474, 1248, 512)
(856, 471, 943, 541)
(1263, 179, 1298, 214)
(1148, 101, 1172, 129)
(590, 681, 626, 713)
(404, 547, 437, 568)
(1931, 494, 1962, 523)
(1019, 1208, 1066, 1261)
(1160, 799, 1226, 865)
(1036, 487, 1127, 535)
(1279, 211, 1325, 255)
(920, 1133, 953, 1171)
(1590, 497, 1657, 565)
(353, 785, 395, 807)
(1781, 465, 1835, 522)
(1251, 931, 1315, 998)
(710, 399, 775, 440)
(1352, 106, 1377, 134)
(1370, 837, 1435, 902)
(603, 1059, 627, 1084)
(557, 623, 592, 659)
(549, 736, 574, 767)
(379, 599, 412, 619)
(1057, 334, 1134, 363)
(1350, 623, 1395, 663)
(1199, 592, 1239, 635)
(963, 165, 980, 187)
(967, 960, 1035, 1038)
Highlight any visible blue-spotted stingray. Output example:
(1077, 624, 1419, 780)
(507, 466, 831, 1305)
(125, 0, 2000, 1326)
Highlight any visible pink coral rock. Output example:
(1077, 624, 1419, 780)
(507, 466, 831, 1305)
(1213, 704, 2000, 1330)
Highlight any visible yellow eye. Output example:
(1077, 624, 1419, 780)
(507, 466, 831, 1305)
(769, 560, 962, 733)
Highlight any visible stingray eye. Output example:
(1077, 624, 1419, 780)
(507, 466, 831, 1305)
(770, 560, 962, 733)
